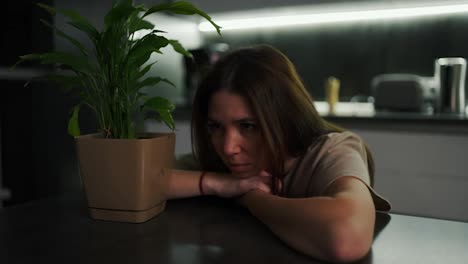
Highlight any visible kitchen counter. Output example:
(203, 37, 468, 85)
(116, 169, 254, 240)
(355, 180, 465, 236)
(173, 102, 468, 134)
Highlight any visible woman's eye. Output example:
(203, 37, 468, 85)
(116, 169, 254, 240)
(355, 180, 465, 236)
(240, 122, 257, 131)
(207, 122, 221, 134)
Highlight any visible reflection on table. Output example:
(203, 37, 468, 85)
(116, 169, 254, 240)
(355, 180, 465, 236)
(0, 193, 467, 264)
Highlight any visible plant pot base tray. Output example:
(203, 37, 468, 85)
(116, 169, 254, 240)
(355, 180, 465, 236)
(88, 201, 166, 223)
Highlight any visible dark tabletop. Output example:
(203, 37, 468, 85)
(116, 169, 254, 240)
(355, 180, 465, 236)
(1, 193, 467, 264)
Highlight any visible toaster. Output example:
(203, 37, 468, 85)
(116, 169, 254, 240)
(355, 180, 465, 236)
(371, 74, 438, 112)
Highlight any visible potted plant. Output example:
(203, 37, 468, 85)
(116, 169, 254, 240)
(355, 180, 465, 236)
(15, 0, 221, 223)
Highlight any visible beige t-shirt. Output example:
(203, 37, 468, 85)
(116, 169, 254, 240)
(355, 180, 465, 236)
(282, 131, 391, 212)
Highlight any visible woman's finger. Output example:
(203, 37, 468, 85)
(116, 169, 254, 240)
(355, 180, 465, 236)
(275, 177, 283, 194)
(255, 181, 272, 193)
(258, 170, 271, 178)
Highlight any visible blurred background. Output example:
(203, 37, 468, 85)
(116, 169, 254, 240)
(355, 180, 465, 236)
(1, 0, 467, 222)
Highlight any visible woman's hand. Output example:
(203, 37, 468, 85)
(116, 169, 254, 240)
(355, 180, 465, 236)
(204, 170, 273, 198)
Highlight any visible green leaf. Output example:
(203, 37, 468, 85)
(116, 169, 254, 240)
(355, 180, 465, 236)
(128, 34, 169, 67)
(144, 96, 176, 111)
(143, 1, 221, 35)
(37, 3, 56, 15)
(129, 19, 155, 34)
(104, 1, 138, 28)
(168, 39, 192, 58)
(138, 76, 175, 90)
(133, 53, 152, 71)
(113, 0, 133, 8)
(144, 96, 176, 130)
(39, 19, 89, 56)
(20, 52, 93, 73)
(10, 53, 40, 69)
(18, 54, 42, 60)
(14, 52, 93, 74)
(58, 9, 100, 42)
(132, 34, 169, 55)
(35, 73, 82, 92)
(66, 20, 100, 43)
(68, 105, 81, 137)
(38, 1, 99, 45)
(158, 109, 176, 130)
(134, 61, 156, 81)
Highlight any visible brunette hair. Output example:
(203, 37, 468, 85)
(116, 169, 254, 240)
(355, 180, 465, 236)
(191, 44, 375, 188)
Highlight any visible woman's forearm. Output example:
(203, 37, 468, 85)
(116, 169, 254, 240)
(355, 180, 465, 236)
(166, 169, 273, 200)
(238, 189, 375, 263)
(166, 169, 226, 199)
(166, 169, 204, 200)
(166, 169, 237, 199)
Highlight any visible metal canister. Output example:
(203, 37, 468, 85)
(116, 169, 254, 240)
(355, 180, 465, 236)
(435, 57, 466, 114)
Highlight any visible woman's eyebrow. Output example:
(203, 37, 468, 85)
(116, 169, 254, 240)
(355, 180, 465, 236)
(235, 118, 257, 123)
(207, 117, 257, 123)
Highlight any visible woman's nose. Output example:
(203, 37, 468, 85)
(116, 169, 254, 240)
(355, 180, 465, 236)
(223, 130, 241, 156)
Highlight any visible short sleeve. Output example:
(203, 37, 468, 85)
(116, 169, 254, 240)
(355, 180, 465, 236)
(313, 132, 370, 193)
(282, 132, 391, 212)
(313, 132, 391, 211)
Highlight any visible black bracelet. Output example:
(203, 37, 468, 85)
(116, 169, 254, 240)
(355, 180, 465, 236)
(199, 171, 207, 195)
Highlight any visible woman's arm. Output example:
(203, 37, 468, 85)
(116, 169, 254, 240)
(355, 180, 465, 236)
(237, 176, 376, 263)
(166, 169, 272, 200)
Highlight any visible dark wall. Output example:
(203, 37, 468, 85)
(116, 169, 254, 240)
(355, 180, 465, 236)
(205, 15, 468, 101)
(1, 80, 84, 206)
(2, 0, 57, 205)
(2, 0, 53, 67)
(1, 0, 96, 206)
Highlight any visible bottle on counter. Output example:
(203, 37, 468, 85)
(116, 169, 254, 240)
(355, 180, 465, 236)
(325, 76, 340, 115)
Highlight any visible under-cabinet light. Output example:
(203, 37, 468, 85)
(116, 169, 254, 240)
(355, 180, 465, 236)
(199, 1, 468, 32)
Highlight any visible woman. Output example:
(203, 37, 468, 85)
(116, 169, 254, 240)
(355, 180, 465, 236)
(167, 44, 391, 263)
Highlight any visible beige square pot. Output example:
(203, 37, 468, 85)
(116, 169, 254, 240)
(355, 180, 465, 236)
(76, 133, 175, 223)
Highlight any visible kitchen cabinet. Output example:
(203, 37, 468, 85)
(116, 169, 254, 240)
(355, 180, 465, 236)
(357, 129, 468, 222)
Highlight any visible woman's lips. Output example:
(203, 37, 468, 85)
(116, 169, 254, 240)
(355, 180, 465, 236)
(229, 163, 251, 173)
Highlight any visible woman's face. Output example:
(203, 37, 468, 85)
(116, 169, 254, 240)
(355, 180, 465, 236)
(207, 90, 268, 178)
